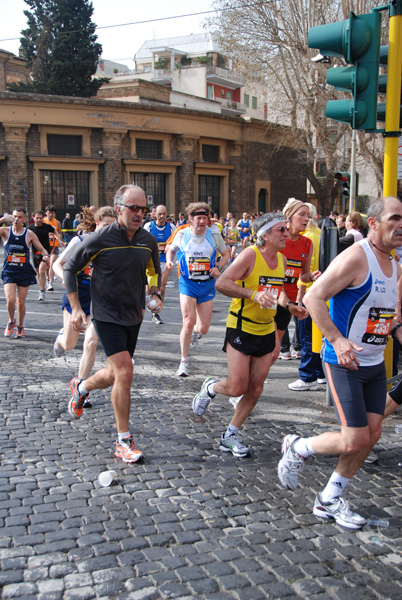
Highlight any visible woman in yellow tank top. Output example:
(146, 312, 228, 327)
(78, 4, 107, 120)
(192, 213, 303, 459)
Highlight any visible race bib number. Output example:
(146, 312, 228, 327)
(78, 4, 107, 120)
(188, 257, 210, 277)
(158, 242, 166, 254)
(284, 259, 302, 285)
(49, 232, 56, 246)
(8, 254, 26, 264)
(84, 265, 93, 278)
(258, 275, 283, 297)
(362, 307, 395, 345)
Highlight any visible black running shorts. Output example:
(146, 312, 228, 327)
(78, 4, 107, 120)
(275, 304, 292, 332)
(389, 376, 402, 406)
(223, 327, 275, 358)
(92, 320, 141, 358)
(324, 361, 387, 428)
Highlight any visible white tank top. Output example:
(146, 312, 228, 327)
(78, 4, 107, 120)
(324, 239, 398, 366)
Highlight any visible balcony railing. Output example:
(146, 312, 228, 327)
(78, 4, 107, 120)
(207, 67, 246, 86)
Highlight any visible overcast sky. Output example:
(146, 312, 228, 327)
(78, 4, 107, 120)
(0, 0, 216, 69)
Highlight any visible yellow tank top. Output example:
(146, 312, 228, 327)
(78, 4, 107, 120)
(226, 246, 285, 335)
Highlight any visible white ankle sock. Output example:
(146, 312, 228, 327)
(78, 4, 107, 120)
(225, 424, 239, 438)
(78, 381, 89, 396)
(293, 437, 315, 458)
(118, 431, 131, 443)
(207, 383, 216, 398)
(321, 471, 350, 502)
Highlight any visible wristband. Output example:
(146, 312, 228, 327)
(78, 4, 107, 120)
(151, 291, 162, 301)
(391, 323, 402, 338)
(251, 290, 257, 301)
(286, 301, 297, 310)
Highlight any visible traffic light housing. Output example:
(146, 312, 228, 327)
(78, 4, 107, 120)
(377, 45, 402, 127)
(335, 172, 350, 201)
(308, 11, 382, 130)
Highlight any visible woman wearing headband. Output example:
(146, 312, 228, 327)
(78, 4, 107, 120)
(192, 212, 299, 457)
(166, 202, 230, 377)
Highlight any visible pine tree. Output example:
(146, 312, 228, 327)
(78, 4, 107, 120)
(9, 0, 108, 97)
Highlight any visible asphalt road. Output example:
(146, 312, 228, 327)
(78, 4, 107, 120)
(1, 260, 402, 599)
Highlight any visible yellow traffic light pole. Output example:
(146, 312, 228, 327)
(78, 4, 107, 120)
(383, 7, 402, 196)
(383, 4, 402, 383)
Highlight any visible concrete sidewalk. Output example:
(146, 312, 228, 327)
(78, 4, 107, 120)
(1, 270, 402, 599)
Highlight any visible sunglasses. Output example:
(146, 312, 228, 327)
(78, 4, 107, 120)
(272, 226, 287, 233)
(119, 203, 147, 214)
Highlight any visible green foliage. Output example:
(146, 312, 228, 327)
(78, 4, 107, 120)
(12, 0, 108, 97)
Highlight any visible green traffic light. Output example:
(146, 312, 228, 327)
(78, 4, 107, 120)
(308, 12, 372, 62)
(309, 10, 382, 131)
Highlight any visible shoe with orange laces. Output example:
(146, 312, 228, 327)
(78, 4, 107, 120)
(115, 436, 143, 463)
(68, 377, 89, 419)
(15, 326, 25, 339)
(4, 320, 15, 337)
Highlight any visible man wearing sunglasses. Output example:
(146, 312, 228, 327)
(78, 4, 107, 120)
(63, 184, 162, 464)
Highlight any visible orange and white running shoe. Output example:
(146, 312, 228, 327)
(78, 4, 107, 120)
(4, 320, 15, 337)
(15, 326, 25, 339)
(68, 377, 88, 419)
(115, 436, 143, 463)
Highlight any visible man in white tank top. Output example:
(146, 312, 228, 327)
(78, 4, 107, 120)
(277, 196, 402, 530)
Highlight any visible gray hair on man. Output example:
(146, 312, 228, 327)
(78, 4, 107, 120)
(253, 212, 286, 247)
(113, 184, 146, 207)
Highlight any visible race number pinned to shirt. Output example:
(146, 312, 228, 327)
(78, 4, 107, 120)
(258, 275, 283, 296)
(189, 257, 210, 277)
(284, 259, 302, 285)
(363, 307, 395, 345)
(7, 253, 26, 264)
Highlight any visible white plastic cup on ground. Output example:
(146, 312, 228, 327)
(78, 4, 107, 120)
(98, 470, 117, 487)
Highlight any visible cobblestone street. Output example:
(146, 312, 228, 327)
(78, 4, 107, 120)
(1, 273, 402, 599)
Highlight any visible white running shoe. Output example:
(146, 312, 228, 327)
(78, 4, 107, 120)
(313, 494, 366, 529)
(177, 360, 189, 377)
(364, 450, 379, 464)
(219, 433, 250, 458)
(190, 331, 198, 349)
(192, 377, 215, 415)
(278, 434, 306, 490)
(53, 329, 65, 358)
(317, 378, 326, 385)
(288, 379, 319, 391)
(279, 351, 292, 360)
(38, 290, 45, 301)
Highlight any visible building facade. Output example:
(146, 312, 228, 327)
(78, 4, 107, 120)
(0, 91, 306, 221)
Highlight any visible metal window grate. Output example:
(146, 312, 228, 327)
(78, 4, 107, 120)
(136, 139, 163, 159)
(198, 175, 220, 215)
(40, 170, 90, 221)
(130, 173, 166, 205)
(47, 134, 82, 156)
(202, 145, 219, 163)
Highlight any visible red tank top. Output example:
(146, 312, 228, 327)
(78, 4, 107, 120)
(280, 235, 312, 301)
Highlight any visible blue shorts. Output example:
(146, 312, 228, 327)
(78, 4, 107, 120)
(324, 361, 386, 428)
(240, 231, 250, 240)
(179, 276, 216, 304)
(2, 268, 37, 287)
(62, 281, 91, 315)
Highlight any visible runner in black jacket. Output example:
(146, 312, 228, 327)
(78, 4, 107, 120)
(63, 184, 162, 463)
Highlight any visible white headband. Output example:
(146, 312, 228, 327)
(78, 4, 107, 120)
(256, 218, 286, 238)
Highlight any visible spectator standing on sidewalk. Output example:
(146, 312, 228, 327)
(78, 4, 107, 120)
(288, 202, 325, 391)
